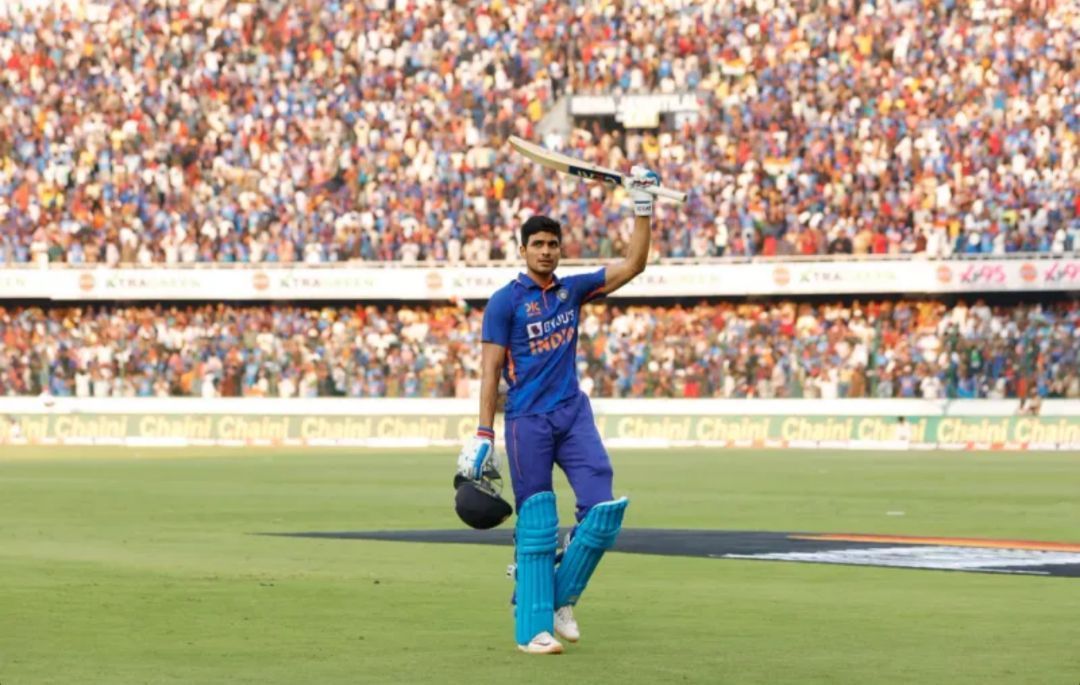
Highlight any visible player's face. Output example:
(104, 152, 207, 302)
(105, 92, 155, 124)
(520, 231, 561, 277)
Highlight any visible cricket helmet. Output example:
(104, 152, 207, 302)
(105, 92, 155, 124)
(453, 471, 512, 530)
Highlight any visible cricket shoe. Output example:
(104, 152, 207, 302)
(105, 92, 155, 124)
(517, 631, 564, 655)
(554, 606, 580, 643)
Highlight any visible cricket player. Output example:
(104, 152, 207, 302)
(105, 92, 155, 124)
(456, 165, 660, 654)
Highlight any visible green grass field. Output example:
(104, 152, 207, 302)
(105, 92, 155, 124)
(2, 447, 1079, 684)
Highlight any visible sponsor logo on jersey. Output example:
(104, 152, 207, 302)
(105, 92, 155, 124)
(525, 310, 577, 354)
(525, 311, 575, 340)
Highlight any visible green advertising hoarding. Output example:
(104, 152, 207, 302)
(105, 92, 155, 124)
(3, 413, 1079, 446)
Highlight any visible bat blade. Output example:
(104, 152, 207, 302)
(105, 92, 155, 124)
(507, 136, 687, 203)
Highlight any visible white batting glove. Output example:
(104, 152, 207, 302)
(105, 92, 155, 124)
(456, 426, 499, 480)
(627, 165, 661, 217)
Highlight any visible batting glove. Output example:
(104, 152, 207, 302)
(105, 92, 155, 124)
(457, 426, 499, 480)
(627, 165, 660, 217)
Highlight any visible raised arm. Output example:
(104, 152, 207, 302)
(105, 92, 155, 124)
(601, 166, 659, 296)
(602, 214, 651, 296)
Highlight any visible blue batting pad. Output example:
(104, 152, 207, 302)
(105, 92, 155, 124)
(514, 491, 559, 646)
(554, 497, 628, 608)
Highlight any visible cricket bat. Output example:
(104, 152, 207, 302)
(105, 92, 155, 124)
(508, 136, 688, 204)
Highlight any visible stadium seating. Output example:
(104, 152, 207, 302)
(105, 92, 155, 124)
(1, 299, 1076, 400)
(0, 0, 1075, 264)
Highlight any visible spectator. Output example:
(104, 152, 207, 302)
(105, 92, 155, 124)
(0, 1, 1073, 264)
(0, 297, 1075, 400)
(1018, 391, 1043, 416)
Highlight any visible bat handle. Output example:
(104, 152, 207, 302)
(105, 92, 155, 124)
(646, 185, 688, 204)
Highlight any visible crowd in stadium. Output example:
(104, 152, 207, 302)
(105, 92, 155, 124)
(0, 0, 1076, 265)
(2, 299, 1077, 400)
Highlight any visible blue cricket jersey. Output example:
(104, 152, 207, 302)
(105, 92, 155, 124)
(481, 269, 607, 418)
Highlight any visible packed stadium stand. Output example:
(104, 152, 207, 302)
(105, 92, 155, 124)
(0, 0, 1075, 264)
(2, 298, 1077, 399)
(0, 0, 1076, 407)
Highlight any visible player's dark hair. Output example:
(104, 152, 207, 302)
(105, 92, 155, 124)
(520, 215, 562, 247)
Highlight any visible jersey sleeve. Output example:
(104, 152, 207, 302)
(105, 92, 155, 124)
(481, 287, 513, 347)
(565, 268, 607, 305)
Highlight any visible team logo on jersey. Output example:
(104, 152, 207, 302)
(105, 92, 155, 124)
(524, 301, 542, 317)
(557, 288, 569, 301)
